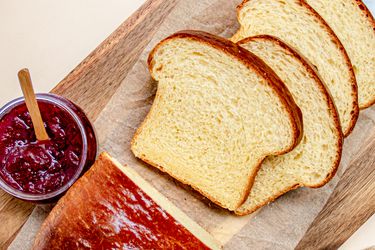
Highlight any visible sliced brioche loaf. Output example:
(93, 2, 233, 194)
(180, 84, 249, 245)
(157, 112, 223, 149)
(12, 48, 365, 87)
(131, 31, 302, 211)
(305, 0, 375, 109)
(235, 36, 343, 215)
(232, 0, 359, 136)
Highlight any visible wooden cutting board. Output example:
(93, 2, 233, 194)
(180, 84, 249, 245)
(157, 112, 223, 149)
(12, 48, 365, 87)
(0, 0, 374, 249)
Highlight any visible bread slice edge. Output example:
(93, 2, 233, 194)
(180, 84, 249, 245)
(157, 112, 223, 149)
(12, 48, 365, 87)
(132, 30, 303, 210)
(233, 0, 359, 137)
(355, 0, 375, 109)
(235, 35, 343, 215)
(304, 0, 375, 109)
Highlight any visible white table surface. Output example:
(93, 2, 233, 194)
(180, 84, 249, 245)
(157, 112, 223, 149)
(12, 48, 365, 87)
(0, 0, 374, 249)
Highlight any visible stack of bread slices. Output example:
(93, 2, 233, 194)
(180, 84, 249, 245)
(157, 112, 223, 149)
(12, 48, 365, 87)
(132, 0, 375, 215)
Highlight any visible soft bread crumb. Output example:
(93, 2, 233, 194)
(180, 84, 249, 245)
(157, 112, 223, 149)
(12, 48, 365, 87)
(232, 0, 358, 136)
(305, 0, 375, 108)
(236, 36, 342, 215)
(131, 31, 302, 211)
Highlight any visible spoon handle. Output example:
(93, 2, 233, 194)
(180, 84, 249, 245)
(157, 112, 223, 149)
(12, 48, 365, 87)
(18, 68, 49, 141)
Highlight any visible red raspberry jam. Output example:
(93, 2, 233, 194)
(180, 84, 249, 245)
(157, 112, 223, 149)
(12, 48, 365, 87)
(0, 94, 97, 202)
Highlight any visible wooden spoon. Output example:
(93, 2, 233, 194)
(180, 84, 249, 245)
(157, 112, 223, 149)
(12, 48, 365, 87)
(18, 68, 49, 141)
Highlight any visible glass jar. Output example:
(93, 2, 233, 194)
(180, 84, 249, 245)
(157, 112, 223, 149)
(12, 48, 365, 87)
(0, 93, 97, 202)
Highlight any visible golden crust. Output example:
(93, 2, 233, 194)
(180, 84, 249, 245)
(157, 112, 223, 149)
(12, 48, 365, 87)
(235, 35, 343, 215)
(235, 0, 359, 137)
(235, 184, 301, 216)
(32, 153, 114, 249)
(311, 0, 375, 109)
(147, 30, 303, 153)
(33, 153, 219, 249)
(133, 30, 304, 210)
(354, 0, 375, 109)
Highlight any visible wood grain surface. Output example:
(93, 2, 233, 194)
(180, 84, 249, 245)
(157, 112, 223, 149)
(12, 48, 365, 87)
(296, 130, 375, 250)
(1, 0, 374, 249)
(0, 0, 178, 249)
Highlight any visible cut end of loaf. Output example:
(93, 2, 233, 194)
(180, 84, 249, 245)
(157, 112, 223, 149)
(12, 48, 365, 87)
(102, 153, 222, 249)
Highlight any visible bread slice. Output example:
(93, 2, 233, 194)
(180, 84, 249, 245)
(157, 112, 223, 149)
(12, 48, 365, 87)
(305, 0, 375, 109)
(235, 36, 343, 215)
(131, 30, 303, 211)
(33, 152, 221, 249)
(232, 0, 359, 136)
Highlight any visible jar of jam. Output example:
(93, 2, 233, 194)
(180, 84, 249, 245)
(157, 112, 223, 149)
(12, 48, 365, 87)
(0, 93, 97, 202)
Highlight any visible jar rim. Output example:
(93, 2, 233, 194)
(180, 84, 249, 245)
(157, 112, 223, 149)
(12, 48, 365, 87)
(0, 93, 90, 201)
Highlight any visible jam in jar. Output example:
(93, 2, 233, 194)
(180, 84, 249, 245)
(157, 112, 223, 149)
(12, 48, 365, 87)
(0, 94, 97, 202)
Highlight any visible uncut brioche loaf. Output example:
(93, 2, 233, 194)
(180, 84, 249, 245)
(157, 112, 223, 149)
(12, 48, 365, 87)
(232, 0, 359, 136)
(305, 0, 375, 109)
(235, 36, 343, 215)
(131, 30, 303, 211)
